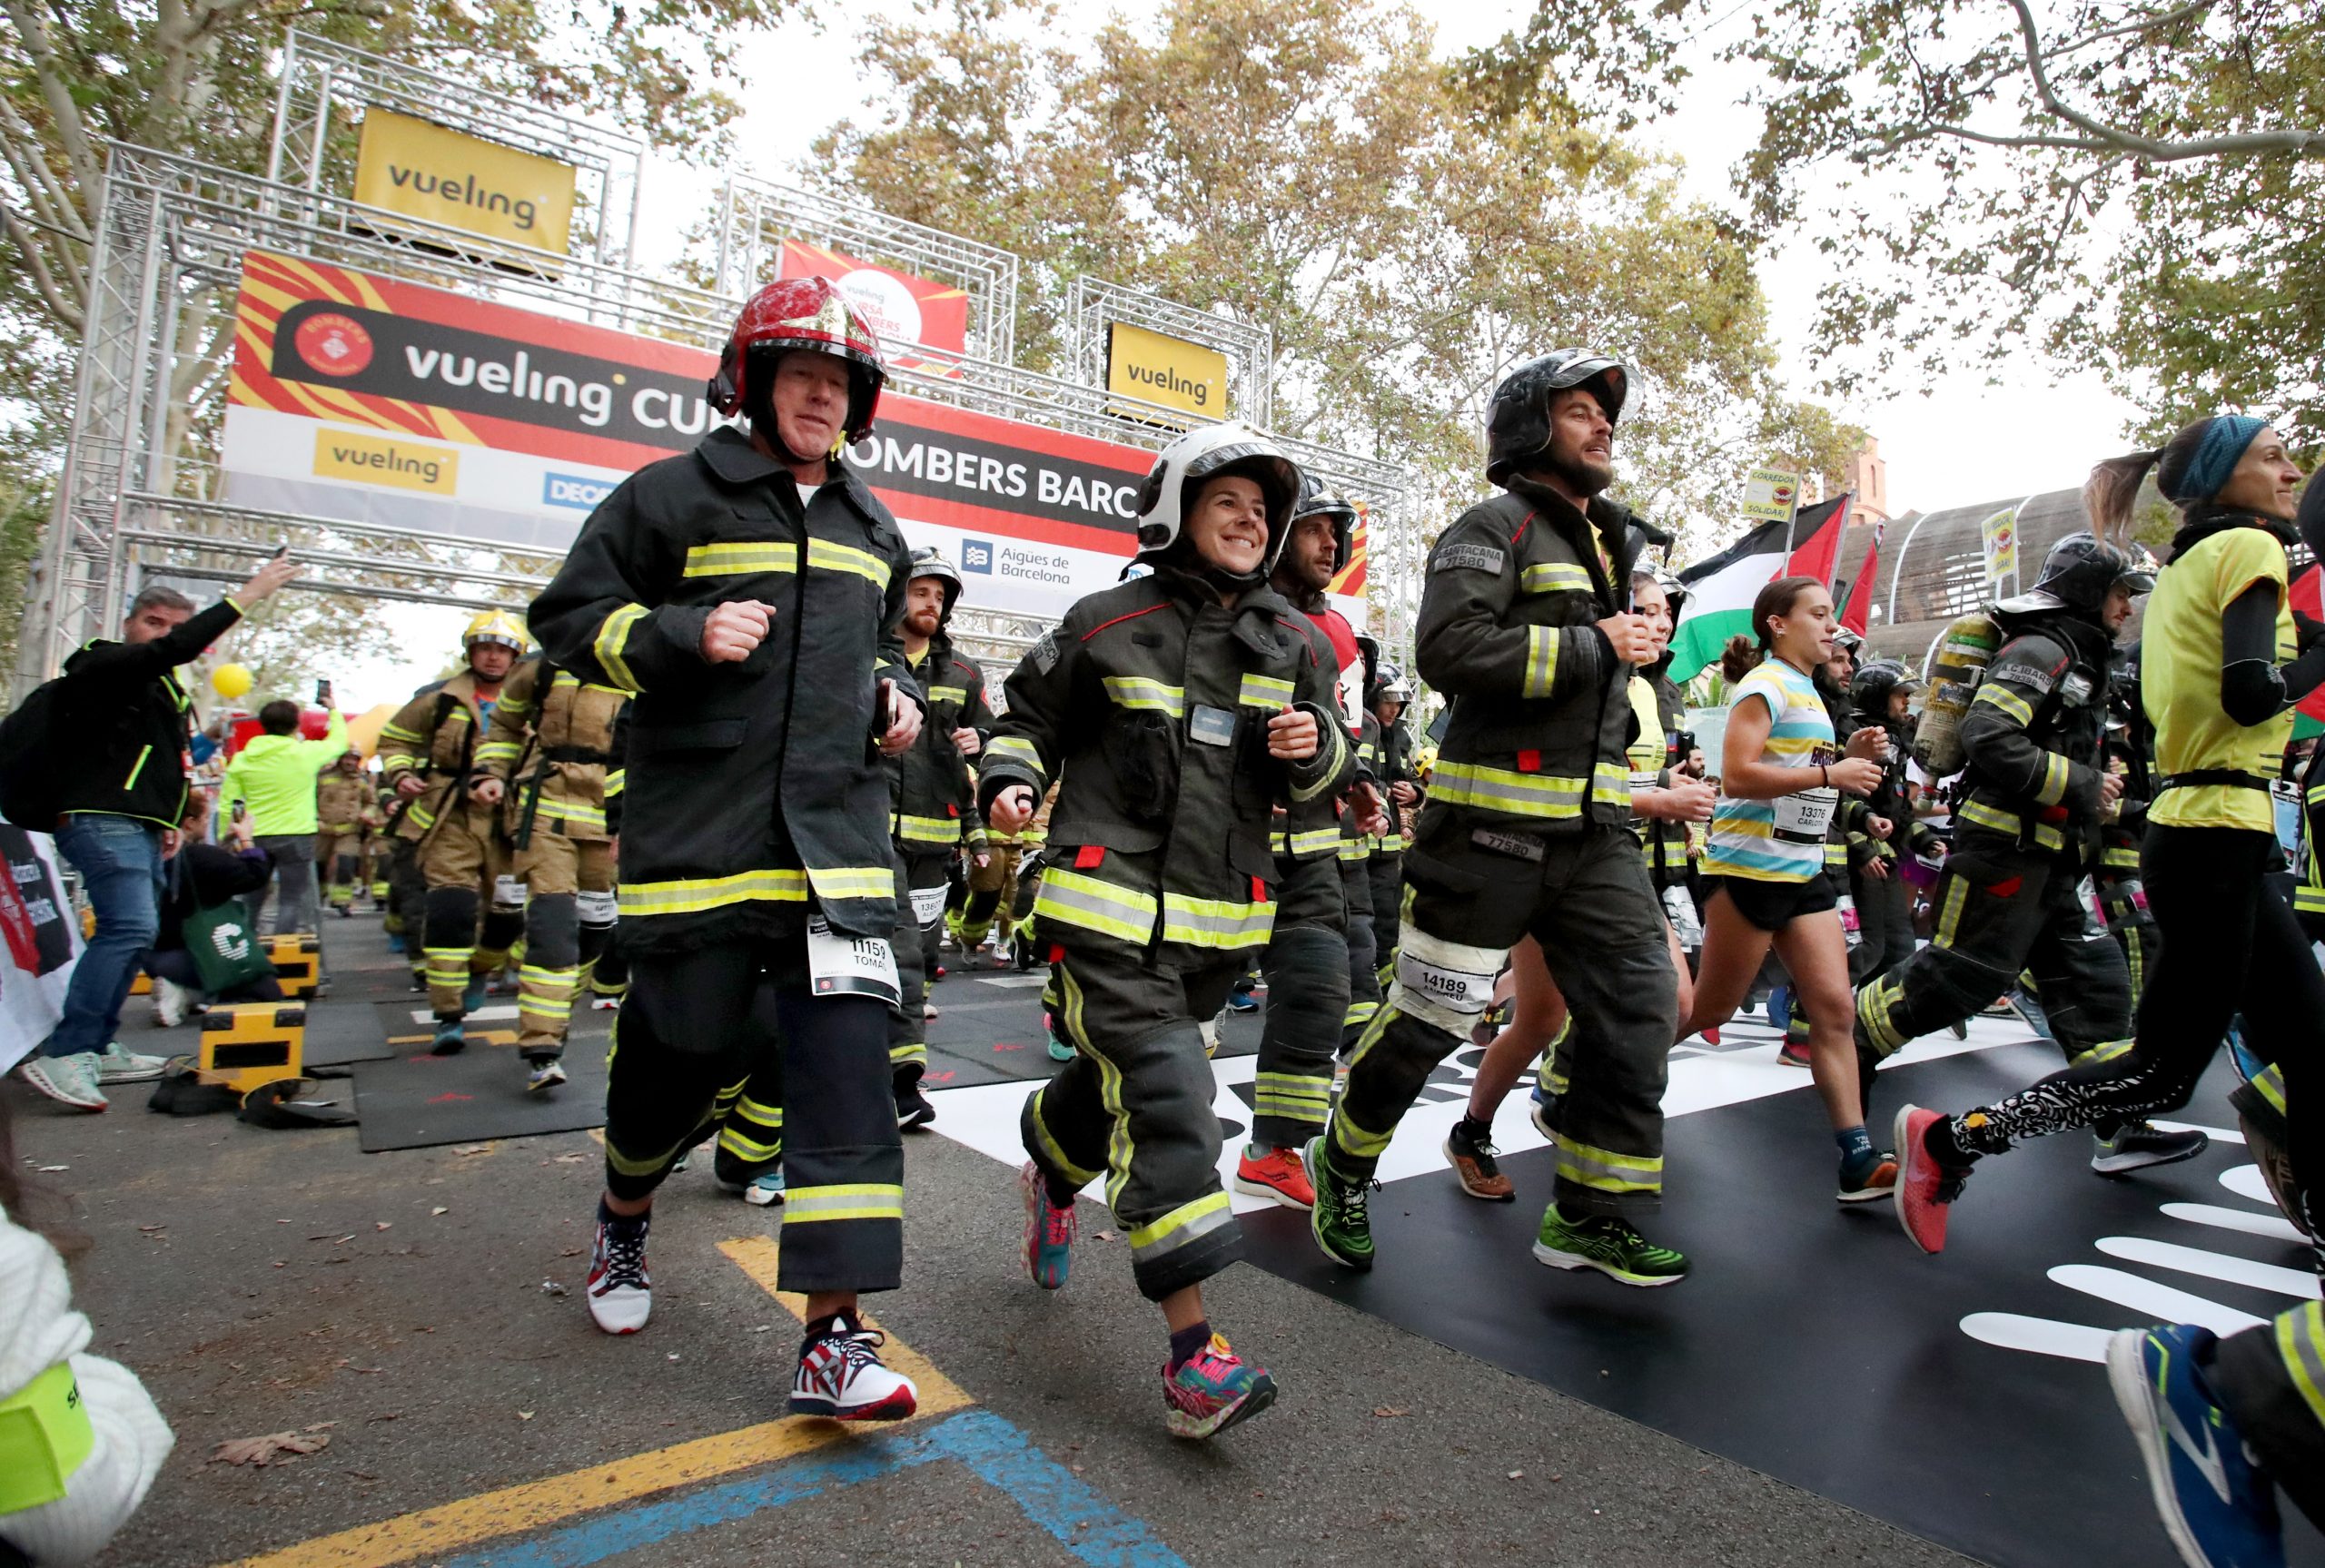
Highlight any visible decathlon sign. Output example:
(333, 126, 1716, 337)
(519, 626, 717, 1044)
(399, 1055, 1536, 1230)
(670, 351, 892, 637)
(217, 250, 1159, 615)
(352, 109, 579, 260)
(1105, 321, 1231, 427)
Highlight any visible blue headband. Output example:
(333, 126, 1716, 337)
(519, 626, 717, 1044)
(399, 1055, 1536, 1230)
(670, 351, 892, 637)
(2169, 414, 2267, 504)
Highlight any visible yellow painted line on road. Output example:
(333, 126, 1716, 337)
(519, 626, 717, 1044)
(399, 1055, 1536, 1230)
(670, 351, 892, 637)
(216, 1242, 971, 1568)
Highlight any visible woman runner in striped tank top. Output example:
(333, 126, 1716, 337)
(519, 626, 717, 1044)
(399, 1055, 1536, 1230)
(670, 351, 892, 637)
(1677, 576, 1893, 1202)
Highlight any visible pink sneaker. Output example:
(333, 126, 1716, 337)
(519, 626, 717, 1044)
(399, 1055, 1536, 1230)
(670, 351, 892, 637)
(1893, 1104, 1973, 1255)
(1021, 1162, 1076, 1290)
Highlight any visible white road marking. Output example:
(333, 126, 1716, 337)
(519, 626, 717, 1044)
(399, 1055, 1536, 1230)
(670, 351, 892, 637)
(1958, 1312, 2113, 1364)
(2219, 1164, 2276, 1208)
(2094, 1237, 2320, 1300)
(2046, 1265, 2267, 1337)
(2150, 1119, 2244, 1145)
(2160, 1202, 2307, 1245)
(407, 1004, 519, 1022)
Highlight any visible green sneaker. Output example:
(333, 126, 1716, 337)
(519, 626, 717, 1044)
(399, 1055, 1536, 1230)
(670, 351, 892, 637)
(1531, 1204, 1689, 1287)
(1303, 1135, 1376, 1271)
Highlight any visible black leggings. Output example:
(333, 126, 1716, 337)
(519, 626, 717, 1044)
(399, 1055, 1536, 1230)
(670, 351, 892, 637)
(1952, 825, 2322, 1204)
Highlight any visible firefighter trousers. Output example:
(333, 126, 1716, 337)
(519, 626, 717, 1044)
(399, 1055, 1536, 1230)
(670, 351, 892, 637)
(315, 829, 361, 911)
(1022, 940, 1243, 1301)
(603, 934, 900, 1294)
(1856, 832, 2128, 1064)
(510, 831, 616, 1060)
(889, 848, 951, 1083)
(419, 806, 520, 1019)
(1330, 821, 1677, 1218)
(956, 842, 1024, 950)
(1846, 865, 1915, 988)
(1340, 855, 1381, 1054)
(1368, 851, 1404, 984)
(1252, 852, 1347, 1148)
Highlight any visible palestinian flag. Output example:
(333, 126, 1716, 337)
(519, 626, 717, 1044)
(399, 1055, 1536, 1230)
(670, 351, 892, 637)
(1668, 495, 1850, 683)
(2296, 565, 2324, 740)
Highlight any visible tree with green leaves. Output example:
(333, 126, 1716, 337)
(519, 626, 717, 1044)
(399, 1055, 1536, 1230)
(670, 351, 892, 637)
(817, 0, 1866, 557)
(1461, 0, 2325, 449)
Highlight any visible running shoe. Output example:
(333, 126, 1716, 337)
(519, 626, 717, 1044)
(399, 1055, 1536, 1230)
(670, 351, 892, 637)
(16, 1051, 107, 1111)
(1837, 1149, 1898, 1204)
(1778, 1036, 1813, 1068)
(463, 975, 489, 1012)
(1234, 1146, 1315, 1209)
(922, 1001, 940, 1021)
(1020, 1161, 1076, 1290)
(1699, 1027, 1721, 1046)
(1529, 1082, 1558, 1142)
(2094, 1123, 2211, 1176)
(94, 1041, 168, 1083)
(790, 1321, 917, 1421)
(430, 1016, 465, 1055)
(527, 1059, 568, 1095)
(1200, 1016, 1221, 1058)
(589, 993, 622, 1011)
(1046, 1035, 1075, 1063)
(585, 1212, 651, 1334)
(1304, 1135, 1376, 1271)
(1444, 1117, 1515, 1202)
(743, 1169, 787, 1208)
(2107, 1324, 2284, 1568)
(1162, 1334, 1277, 1440)
(151, 977, 192, 1029)
(895, 1077, 937, 1131)
(1225, 985, 1260, 1014)
(1894, 1103, 1972, 1255)
(1532, 1205, 1689, 1287)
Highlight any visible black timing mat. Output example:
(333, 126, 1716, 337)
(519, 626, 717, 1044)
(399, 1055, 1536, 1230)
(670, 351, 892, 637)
(353, 1039, 610, 1151)
(1241, 1041, 2324, 1568)
(301, 998, 399, 1067)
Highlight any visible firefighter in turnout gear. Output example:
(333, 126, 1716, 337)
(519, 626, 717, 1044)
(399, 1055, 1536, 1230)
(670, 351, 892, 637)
(314, 751, 375, 915)
(982, 421, 1351, 1440)
(1313, 349, 1691, 1287)
(885, 547, 996, 1131)
(529, 275, 925, 1419)
(1843, 658, 1937, 988)
(2095, 649, 2161, 998)
(472, 657, 628, 1094)
(1239, 472, 1384, 1210)
(1854, 532, 2207, 1173)
(379, 612, 528, 1052)
(1366, 657, 1420, 975)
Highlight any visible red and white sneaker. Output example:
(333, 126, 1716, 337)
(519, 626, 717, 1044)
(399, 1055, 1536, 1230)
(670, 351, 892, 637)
(586, 1214, 652, 1334)
(1893, 1103, 1972, 1255)
(1232, 1146, 1315, 1209)
(789, 1322, 918, 1421)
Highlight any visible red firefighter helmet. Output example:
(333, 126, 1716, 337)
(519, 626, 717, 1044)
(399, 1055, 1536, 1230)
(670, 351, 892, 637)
(707, 276, 887, 444)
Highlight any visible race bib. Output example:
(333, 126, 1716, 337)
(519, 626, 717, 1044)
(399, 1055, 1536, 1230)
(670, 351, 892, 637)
(1661, 884, 1703, 949)
(806, 916, 901, 1005)
(577, 890, 618, 923)
(908, 884, 949, 926)
(1628, 770, 1660, 794)
(492, 873, 525, 911)
(1394, 949, 1494, 1016)
(1772, 787, 1837, 843)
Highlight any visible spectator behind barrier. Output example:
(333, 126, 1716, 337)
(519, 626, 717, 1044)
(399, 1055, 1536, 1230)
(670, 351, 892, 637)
(0, 1101, 176, 1564)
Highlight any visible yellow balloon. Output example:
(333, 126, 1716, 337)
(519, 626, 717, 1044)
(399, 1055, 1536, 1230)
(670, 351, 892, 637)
(212, 663, 252, 700)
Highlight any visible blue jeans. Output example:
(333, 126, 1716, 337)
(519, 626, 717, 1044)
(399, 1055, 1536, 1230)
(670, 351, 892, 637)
(48, 814, 163, 1058)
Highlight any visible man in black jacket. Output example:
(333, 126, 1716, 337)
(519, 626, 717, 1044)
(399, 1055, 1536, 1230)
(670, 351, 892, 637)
(16, 553, 296, 1111)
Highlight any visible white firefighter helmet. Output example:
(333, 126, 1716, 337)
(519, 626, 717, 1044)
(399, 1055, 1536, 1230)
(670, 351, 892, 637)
(1131, 422, 1301, 576)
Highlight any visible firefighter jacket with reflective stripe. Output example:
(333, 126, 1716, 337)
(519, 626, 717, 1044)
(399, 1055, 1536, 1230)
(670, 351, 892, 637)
(476, 661, 628, 845)
(529, 426, 921, 947)
(976, 567, 1351, 962)
(892, 630, 994, 852)
(380, 668, 499, 845)
(2296, 741, 2325, 919)
(1412, 479, 1644, 833)
(315, 773, 371, 834)
(1955, 612, 2112, 858)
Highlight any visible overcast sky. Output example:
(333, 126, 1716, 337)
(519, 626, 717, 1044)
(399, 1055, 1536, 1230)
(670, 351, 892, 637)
(335, 0, 2145, 707)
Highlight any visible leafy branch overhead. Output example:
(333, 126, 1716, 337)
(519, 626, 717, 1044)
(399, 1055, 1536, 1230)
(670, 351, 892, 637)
(1462, 0, 2325, 447)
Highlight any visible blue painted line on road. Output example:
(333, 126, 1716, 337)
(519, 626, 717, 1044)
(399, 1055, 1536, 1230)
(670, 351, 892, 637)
(432, 1408, 1185, 1568)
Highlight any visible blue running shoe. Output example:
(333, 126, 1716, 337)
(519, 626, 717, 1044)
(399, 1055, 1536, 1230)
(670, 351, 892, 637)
(1767, 984, 1793, 1037)
(744, 1169, 786, 1208)
(461, 975, 487, 1015)
(1020, 1162, 1076, 1290)
(2227, 1018, 2267, 1088)
(1225, 988, 1260, 1014)
(386, 931, 406, 954)
(2106, 1325, 2283, 1568)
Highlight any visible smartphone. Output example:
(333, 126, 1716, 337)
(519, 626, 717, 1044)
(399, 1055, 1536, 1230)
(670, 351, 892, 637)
(314, 679, 331, 705)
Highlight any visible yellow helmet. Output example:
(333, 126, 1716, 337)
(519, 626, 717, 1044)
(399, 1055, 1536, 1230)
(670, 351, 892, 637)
(463, 609, 527, 654)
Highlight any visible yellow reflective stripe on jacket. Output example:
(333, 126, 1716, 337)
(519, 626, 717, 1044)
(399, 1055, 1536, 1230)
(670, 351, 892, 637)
(536, 797, 608, 833)
(896, 812, 963, 844)
(1160, 891, 1275, 950)
(987, 735, 1044, 770)
(1287, 722, 1348, 805)
(1238, 672, 1296, 710)
(1103, 676, 1185, 716)
(1974, 682, 2034, 727)
(604, 768, 625, 799)
(807, 865, 895, 902)
(1276, 827, 1341, 858)
(1338, 835, 1371, 862)
(473, 740, 523, 767)
(2033, 752, 2071, 806)
(1521, 626, 1558, 699)
(593, 604, 648, 693)
(783, 1183, 905, 1225)
(2277, 1302, 2325, 1427)
(1034, 868, 1158, 944)
(927, 685, 969, 705)
(1590, 759, 1631, 806)
(1957, 798, 2065, 851)
(2099, 845, 2140, 869)
(1433, 759, 1588, 819)
(1521, 562, 1592, 595)
(806, 537, 893, 589)
(619, 869, 808, 917)
(683, 541, 798, 578)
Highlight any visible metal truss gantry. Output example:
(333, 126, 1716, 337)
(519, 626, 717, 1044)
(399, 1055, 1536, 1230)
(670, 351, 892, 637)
(1064, 276, 1274, 432)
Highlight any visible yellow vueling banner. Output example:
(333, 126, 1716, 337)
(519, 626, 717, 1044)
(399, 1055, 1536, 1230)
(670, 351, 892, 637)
(1105, 321, 1230, 427)
(352, 109, 579, 259)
